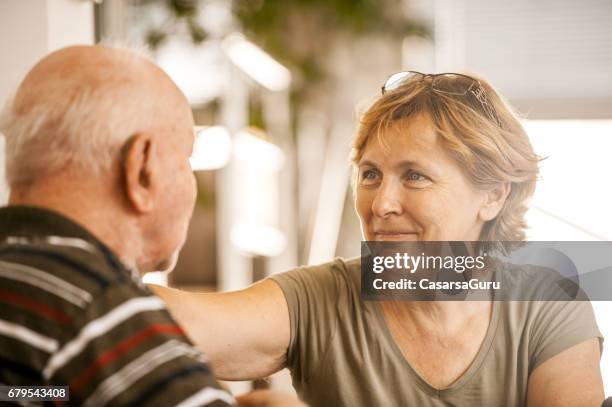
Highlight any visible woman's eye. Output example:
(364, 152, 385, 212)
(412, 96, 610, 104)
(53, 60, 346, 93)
(406, 171, 428, 183)
(361, 169, 380, 183)
(409, 172, 424, 181)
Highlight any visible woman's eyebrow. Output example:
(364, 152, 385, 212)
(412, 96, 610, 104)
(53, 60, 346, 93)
(396, 159, 440, 176)
(358, 159, 378, 167)
(359, 158, 429, 169)
(396, 159, 425, 169)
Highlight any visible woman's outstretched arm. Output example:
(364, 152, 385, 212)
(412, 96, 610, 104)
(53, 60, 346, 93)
(150, 279, 290, 381)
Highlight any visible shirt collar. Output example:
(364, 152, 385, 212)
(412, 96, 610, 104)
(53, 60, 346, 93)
(0, 205, 129, 275)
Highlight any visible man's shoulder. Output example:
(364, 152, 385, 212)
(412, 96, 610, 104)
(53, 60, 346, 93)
(0, 235, 147, 383)
(0, 231, 151, 344)
(0, 247, 231, 404)
(0, 205, 133, 293)
(0, 235, 149, 332)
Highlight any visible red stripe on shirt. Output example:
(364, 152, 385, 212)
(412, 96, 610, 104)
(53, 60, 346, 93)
(70, 323, 185, 393)
(0, 288, 72, 325)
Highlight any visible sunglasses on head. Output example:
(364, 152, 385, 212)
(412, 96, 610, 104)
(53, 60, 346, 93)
(381, 71, 502, 127)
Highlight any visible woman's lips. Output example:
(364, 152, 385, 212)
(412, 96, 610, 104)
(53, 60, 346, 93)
(373, 232, 418, 241)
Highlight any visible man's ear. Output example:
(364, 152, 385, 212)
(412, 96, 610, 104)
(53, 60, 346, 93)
(121, 133, 157, 213)
(478, 182, 511, 222)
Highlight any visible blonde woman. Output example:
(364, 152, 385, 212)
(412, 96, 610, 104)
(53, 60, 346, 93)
(154, 72, 604, 406)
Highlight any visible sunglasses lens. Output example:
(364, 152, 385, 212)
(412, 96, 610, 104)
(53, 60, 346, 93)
(431, 74, 475, 95)
(382, 72, 422, 94)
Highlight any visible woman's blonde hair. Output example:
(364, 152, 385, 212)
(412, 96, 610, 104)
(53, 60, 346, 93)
(351, 73, 541, 243)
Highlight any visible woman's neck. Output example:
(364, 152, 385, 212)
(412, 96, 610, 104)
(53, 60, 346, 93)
(380, 300, 491, 336)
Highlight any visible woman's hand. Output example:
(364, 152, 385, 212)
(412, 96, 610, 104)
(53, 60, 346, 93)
(236, 390, 307, 407)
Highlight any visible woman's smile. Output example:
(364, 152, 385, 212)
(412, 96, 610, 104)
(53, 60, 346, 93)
(372, 230, 419, 241)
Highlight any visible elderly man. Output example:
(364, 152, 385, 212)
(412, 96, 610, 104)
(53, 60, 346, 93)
(0, 45, 302, 406)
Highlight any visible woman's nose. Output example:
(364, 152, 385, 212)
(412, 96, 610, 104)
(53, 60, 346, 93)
(372, 180, 404, 218)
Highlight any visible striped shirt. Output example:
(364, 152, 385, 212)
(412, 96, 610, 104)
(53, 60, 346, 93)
(0, 205, 234, 406)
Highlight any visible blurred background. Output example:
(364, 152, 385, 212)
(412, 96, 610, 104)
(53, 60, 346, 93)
(1, 0, 612, 396)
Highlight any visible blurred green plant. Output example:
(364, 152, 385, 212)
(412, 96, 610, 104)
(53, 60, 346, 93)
(234, 0, 429, 89)
(141, 0, 208, 46)
(142, 0, 429, 94)
(139, 0, 430, 149)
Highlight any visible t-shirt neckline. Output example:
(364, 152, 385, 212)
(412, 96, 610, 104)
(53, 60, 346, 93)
(371, 296, 501, 397)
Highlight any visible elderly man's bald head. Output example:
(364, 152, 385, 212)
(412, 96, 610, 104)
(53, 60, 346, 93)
(1, 45, 197, 273)
(0, 45, 192, 187)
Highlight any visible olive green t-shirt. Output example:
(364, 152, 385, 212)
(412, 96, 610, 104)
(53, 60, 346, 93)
(269, 257, 603, 407)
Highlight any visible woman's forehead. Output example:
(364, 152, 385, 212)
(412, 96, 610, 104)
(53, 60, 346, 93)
(360, 115, 443, 162)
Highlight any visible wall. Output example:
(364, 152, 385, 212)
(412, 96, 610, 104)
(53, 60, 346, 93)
(0, 0, 94, 204)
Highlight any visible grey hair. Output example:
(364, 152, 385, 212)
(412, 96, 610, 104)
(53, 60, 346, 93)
(0, 44, 157, 188)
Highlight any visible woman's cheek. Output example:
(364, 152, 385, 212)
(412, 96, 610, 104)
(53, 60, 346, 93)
(355, 188, 372, 216)
(410, 195, 443, 239)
